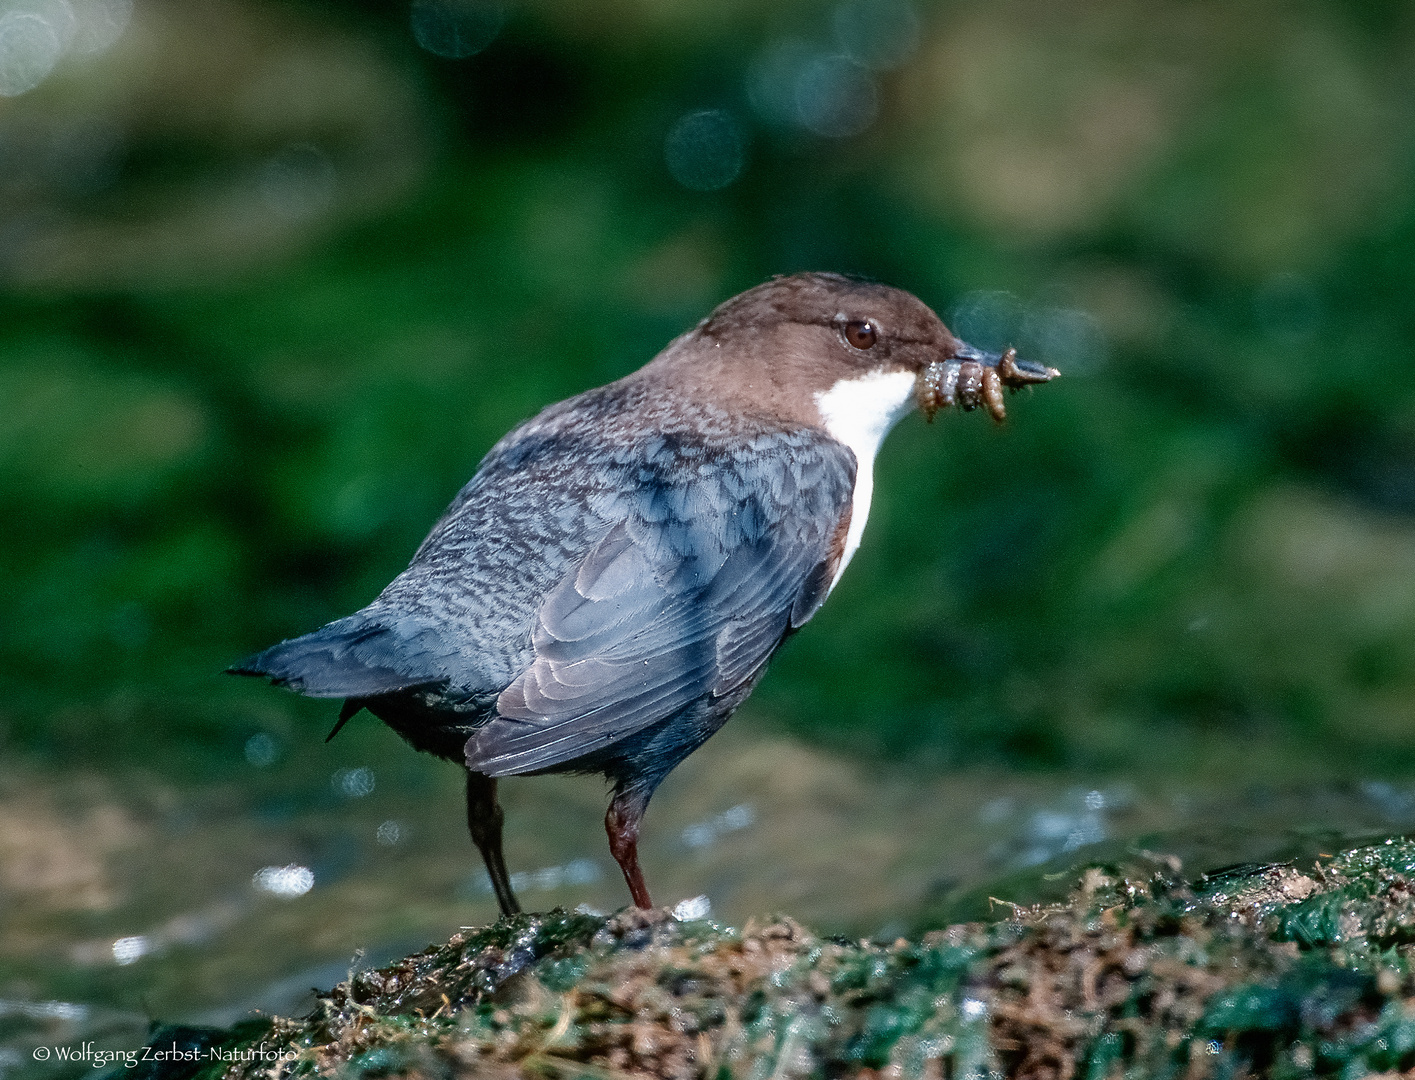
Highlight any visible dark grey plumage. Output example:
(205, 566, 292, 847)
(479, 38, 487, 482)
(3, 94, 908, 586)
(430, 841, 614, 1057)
(234, 271, 1044, 914)
(242, 382, 854, 778)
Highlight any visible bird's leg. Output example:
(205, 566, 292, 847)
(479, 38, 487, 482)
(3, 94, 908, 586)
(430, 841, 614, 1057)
(466, 771, 520, 917)
(605, 789, 654, 909)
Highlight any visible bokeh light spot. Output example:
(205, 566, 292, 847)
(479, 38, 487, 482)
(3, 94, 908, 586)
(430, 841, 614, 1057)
(747, 38, 814, 129)
(253, 864, 315, 898)
(466, 857, 600, 897)
(795, 55, 878, 138)
(664, 109, 746, 192)
(110, 935, 148, 965)
(259, 143, 336, 223)
(681, 802, 756, 849)
(333, 766, 376, 798)
(376, 819, 405, 845)
(244, 733, 279, 768)
(832, 0, 919, 71)
(0, 10, 62, 97)
(409, 0, 504, 60)
(67, 0, 127, 55)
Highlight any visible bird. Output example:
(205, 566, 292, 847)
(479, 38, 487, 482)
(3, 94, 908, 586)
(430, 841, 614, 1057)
(231, 272, 1058, 916)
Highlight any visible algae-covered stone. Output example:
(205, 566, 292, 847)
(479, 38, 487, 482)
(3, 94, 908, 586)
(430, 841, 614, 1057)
(119, 838, 1415, 1079)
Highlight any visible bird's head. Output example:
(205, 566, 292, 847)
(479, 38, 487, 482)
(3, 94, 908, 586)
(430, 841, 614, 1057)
(641, 272, 1058, 429)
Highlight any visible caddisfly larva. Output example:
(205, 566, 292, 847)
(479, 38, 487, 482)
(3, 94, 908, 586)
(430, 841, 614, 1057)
(916, 347, 1060, 423)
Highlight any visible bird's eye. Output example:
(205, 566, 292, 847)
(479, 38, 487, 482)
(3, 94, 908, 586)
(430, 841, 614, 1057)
(844, 320, 877, 350)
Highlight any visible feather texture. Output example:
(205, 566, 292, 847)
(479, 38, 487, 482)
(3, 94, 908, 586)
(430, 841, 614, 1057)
(234, 382, 856, 776)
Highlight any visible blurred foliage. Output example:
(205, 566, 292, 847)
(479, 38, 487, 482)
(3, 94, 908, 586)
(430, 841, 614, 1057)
(3, 0, 1415, 784)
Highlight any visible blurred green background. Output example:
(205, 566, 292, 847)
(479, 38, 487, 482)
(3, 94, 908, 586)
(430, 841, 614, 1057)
(3, 0, 1415, 1059)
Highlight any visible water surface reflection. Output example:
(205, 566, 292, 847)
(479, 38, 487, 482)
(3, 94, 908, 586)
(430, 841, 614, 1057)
(2, 721, 1408, 1076)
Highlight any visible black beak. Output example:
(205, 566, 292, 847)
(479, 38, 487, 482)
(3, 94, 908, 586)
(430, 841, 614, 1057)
(953, 340, 1056, 381)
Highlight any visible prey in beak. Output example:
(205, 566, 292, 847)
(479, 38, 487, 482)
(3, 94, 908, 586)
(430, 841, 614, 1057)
(916, 343, 1061, 423)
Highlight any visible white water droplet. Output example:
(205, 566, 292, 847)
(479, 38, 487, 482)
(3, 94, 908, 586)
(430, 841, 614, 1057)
(253, 864, 315, 897)
(111, 935, 149, 965)
(672, 895, 711, 921)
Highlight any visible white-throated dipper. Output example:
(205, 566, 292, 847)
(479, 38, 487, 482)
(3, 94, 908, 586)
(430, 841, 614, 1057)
(233, 273, 1058, 915)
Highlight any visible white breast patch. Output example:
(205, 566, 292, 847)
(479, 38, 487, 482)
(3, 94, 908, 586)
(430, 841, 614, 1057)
(813, 368, 918, 593)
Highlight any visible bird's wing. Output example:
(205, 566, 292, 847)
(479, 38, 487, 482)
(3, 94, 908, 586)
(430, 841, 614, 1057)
(465, 430, 856, 776)
(232, 387, 856, 761)
(232, 392, 650, 702)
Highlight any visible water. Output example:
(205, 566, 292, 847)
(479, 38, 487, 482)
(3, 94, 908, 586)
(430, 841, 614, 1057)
(3, 716, 1409, 1077)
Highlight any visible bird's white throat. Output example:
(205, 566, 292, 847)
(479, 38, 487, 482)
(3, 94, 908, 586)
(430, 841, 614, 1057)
(813, 368, 918, 592)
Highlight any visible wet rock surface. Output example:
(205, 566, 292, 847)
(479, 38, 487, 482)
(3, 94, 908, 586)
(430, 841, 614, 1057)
(126, 838, 1415, 1079)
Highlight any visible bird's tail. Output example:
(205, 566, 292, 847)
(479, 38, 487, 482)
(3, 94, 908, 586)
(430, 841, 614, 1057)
(227, 615, 444, 700)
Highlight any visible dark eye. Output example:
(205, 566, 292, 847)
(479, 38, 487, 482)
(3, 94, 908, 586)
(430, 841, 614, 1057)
(844, 320, 877, 350)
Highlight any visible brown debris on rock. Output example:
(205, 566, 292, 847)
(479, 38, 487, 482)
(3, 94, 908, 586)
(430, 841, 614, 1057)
(164, 839, 1415, 1079)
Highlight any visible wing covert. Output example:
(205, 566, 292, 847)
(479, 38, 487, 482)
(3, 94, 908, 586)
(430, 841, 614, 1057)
(467, 430, 856, 776)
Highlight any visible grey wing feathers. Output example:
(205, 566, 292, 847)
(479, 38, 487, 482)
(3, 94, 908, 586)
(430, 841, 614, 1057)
(466, 430, 855, 777)
(234, 384, 856, 776)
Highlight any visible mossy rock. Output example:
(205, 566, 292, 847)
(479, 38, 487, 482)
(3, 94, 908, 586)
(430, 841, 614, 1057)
(121, 838, 1415, 1079)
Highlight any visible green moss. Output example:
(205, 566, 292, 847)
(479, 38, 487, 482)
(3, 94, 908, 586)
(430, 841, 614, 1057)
(104, 838, 1415, 1077)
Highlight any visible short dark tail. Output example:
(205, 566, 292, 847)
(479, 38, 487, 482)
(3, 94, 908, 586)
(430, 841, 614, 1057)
(227, 616, 442, 700)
